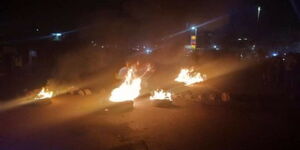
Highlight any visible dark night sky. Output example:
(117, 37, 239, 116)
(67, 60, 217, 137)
(0, 0, 299, 42)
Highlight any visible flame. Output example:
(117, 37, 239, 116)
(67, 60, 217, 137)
(109, 68, 142, 102)
(150, 89, 172, 101)
(35, 87, 53, 100)
(175, 68, 206, 86)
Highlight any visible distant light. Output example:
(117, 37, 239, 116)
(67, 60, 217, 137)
(101, 45, 104, 48)
(191, 26, 196, 30)
(251, 44, 256, 50)
(282, 58, 286, 61)
(185, 45, 193, 49)
(238, 38, 242, 41)
(272, 52, 279, 57)
(52, 33, 62, 37)
(145, 49, 152, 54)
(191, 35, 196, 40)
(35, 28, 39, 32)
(244, 38, 248, 40)
(257, 6, 261, 23)
(29, 50, 37, 57)
(213, 45, 220, 51)
(51, 32, 63, 41)
(258, 6, 261, 12)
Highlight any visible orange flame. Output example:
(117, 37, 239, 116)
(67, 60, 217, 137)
(150, 89, 172, 101)
(109, 67, 142, 102)
(175, 68, 206, 86)
(35, 87, 53, 100)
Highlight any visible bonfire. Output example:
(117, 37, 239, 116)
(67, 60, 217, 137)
(109, 67, 142, 102)
(175, 68, 206, 86)
(35, 87, 54, 100)
(150, 89, 172, 101)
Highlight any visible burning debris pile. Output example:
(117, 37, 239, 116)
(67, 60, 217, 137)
(109, 62, 153, 102)
(150, 89, 172, 101)
(105, 66, 143, 112)
(33, 87, 54, 105)
(35, 87, 53, 100)
(107, 64, 212, 109)
(109, 67, 142, 102)
(150, 89, 173, 107)
(175, 68, 206, 86)
(29, 61, 226, 110)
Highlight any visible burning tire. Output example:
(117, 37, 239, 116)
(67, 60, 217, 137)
(34, 98, 52, 105)
(149, 89, 173, 107)
(104, 101, 134, 113)
(200, 92, 231, 106)
(69, 88, 93, 96)
(221, 92, 231, 103)
(174, 90, 230, 106)
(32, 87, 53, 105)
(151, 99, 173, 107)
(78, 89, 92, 96)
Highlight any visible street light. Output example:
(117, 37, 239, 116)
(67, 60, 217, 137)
(52, 33, 62, 37)
(272, 52, 279, 57)
(257, 6, 261, 23)
(51, 32, 63, 41)
(190, 26, 197, 36)
(144, 48, 153, 54)
(190, 26, 196, 30)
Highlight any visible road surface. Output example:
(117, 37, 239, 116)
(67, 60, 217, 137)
(0, 93, 299, 150)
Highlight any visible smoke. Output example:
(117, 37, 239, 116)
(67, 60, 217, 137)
(43, 0, 233, 91)
(51, 47, 127, 86)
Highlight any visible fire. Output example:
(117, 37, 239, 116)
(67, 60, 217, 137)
(175, 68, 206, 86)
(35, 87, 53, 100)
(109, 68, 142, 102)
(150, 89, 172, 101)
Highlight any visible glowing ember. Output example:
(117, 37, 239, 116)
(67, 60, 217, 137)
(35, 87, 53, 100)
(150, 89, 172, 101)
(175, 68, 206, 86)
(109, 67, 142, 102)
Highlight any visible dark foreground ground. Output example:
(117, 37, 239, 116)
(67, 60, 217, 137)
(1, 92, 300, 150)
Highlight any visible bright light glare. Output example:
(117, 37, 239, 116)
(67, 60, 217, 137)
(213, 45, 220, 50)
(52, 33, 62, 37)
(145, 49, 152, 54)
(272, 52, 279, 57)
(257, 6, 261, 22)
